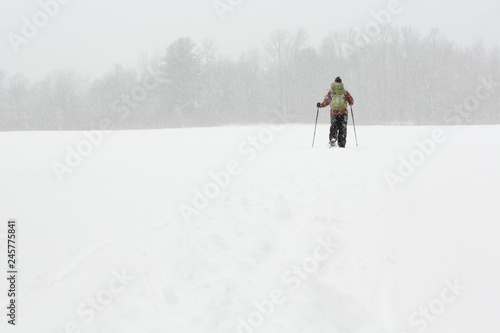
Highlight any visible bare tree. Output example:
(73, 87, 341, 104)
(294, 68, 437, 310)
(264, 28, 309, 119)
(6, 73, 30, 129)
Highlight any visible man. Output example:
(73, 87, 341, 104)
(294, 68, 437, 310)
(316, 77, 354, 148)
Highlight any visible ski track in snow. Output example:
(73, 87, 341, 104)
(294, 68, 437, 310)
(0, 125, 499, 333)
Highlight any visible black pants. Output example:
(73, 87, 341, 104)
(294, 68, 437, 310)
(330, 114, 348, 148)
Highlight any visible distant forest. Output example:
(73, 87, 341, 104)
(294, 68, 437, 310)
(1, 26, 499, 131)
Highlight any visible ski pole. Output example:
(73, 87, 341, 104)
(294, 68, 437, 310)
(350, 105, 359, 147)
(312, 107, 320, 148)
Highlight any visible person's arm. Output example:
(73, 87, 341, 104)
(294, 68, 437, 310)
(318, 91, 332, 108)
(345, 90, 354, 106)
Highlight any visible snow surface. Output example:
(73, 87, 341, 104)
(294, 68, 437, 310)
(1, 124, 499, 333)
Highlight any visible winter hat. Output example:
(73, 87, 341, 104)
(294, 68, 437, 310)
(335, 77, 342, 83)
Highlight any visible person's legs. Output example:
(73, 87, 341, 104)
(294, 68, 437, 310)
(329, 114, 338, 143)
(337, 114, 348, 148)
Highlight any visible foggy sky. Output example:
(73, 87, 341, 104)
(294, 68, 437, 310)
(1, 0, 499, 81)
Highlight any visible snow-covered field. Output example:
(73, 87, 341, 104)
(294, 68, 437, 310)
(1, 124, 499, 333)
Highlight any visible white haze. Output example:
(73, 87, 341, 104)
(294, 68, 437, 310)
(1, 0, 499, 81)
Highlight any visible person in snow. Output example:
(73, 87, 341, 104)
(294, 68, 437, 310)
(316, 77, 354, 148)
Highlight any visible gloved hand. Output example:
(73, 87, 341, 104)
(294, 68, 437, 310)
(316, 102, 321, 108)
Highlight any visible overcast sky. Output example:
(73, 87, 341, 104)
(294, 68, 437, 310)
(1, 0, 499, 81)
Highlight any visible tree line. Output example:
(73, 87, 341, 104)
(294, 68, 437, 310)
(1, 26, 499, 131)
